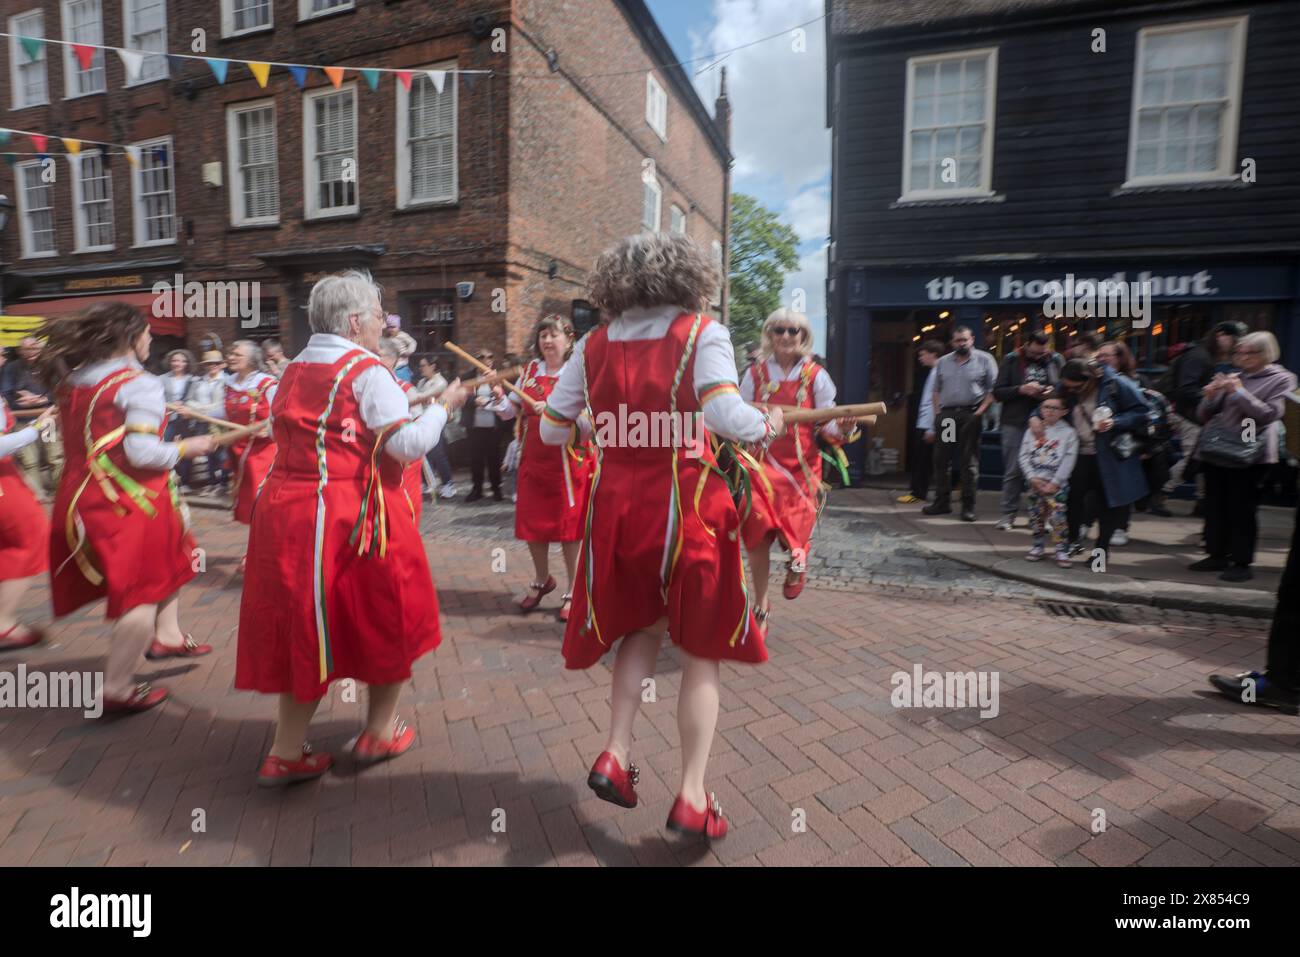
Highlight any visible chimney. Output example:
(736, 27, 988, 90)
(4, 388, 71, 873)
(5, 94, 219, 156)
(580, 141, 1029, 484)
(714, 66, 731, 147)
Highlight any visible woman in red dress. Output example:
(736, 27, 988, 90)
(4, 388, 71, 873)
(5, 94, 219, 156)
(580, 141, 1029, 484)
(0, 399, 55, 651)
(494, 315, 594, 622)
(740, 309, 858, 632)
(224, 340, 278, 535)
(38, 304, 217, 713)
(540, 234, 784, 839)
(236, 271, 467, 787)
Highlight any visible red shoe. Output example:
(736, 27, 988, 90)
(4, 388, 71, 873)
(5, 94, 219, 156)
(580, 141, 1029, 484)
(0, 624, 44, 652)
(145, 634, 212, 660)
(519, 575, 556, 612)
(557, 593, 572, 623)
(102, 683, 169, 715)
(782, 559, 807, 600)
(666, 792, 728, 840)
(257, 746, 334, 787)
(587, 751, 639, 808)
(354, 719, 415, 766)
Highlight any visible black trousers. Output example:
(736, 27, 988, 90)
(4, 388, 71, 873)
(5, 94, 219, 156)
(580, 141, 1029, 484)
(910, 429, 934, 498)
(469, 426, 501, 494)
(1202, 462, 1267, 566)
(1067, 454, 1129, 551)
(932, 408, 981, 508)
(1265, 505, 1300, 693)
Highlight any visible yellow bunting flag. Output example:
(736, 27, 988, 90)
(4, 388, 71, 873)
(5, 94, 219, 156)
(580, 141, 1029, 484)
(62, 138, 81, 155)
(248, 61, 271, 88)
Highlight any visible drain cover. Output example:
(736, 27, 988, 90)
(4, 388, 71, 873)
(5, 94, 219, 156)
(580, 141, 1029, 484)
(1037, 600, 1126, 623)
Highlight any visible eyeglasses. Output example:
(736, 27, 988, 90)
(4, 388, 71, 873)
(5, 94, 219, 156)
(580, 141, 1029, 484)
(772, 327, 801, 337)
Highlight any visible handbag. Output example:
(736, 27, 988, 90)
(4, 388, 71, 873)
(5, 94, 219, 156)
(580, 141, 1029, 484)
(1198, 416, 1263, 468)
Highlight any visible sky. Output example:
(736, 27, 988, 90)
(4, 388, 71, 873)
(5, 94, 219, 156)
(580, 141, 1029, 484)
(645, 0, 831, 350)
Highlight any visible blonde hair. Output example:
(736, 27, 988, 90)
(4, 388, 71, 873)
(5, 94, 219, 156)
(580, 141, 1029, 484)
(759, 308, 813, 360)
(1238, 331, 1280, 364)
(587, 232, 718, 317)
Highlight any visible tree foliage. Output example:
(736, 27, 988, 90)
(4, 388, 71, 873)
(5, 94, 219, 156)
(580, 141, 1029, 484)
(726, 193, 800, 361)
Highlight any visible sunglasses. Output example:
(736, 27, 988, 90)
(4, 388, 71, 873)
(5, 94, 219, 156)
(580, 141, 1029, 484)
(772, 326, 801, 337)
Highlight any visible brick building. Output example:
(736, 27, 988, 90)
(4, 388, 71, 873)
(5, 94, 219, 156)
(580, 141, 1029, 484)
(0, 0, 731, 364)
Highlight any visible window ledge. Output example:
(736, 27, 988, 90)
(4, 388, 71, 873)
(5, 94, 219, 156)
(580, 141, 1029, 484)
(302, 211, 362, 224)
(1112, 178, 1246, 196)
(295, 7, 356, 27)
(394, 199, 459, 215)
(891, 193, 1005, 209)
(10, 100, 51, 111)
(219, 26, 276, 42)
(228, 222, 282, 232)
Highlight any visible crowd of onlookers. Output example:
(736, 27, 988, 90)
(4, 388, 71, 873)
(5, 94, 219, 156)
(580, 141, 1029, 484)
(898, 321, 1299, 582)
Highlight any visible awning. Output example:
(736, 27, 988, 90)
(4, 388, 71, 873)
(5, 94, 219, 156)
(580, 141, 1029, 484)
(0, 315, 44, 347)
(3, 292, 184, 337)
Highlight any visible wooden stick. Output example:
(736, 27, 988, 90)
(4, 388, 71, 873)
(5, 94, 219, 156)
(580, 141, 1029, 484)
(407, 364, 524, 407)
(210, 420, 269, 448)
(167, 404, 244, 430)
(857, 415, 877, 427)
(444, 342, 534, 405)
(750, 402, 887, 425)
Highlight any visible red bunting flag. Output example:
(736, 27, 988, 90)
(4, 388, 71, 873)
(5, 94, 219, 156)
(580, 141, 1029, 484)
(29, 134, 47, 153)
(71, 44, 96, 71)
(396, 70, 413, 91)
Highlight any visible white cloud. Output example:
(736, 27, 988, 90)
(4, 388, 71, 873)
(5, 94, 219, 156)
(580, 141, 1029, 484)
(784, 181, 830, 245)
(783, 243, 829, 351)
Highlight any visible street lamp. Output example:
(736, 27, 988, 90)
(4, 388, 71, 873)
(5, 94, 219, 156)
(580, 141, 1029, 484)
(0, 193, 13, 314)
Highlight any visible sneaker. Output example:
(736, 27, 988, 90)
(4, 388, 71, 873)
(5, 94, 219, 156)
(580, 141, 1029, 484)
(1055, 549, 1072, 568)
(1067, 540, 1086, 556)
(1207, 671, 1300, 715)
(995, 517, 1014, 531)
(1110, 529, 1130, 546)
(1188, 556, 1229, 572)
(438, 483, 458, 499)
(960, 508, 977, 523)
(1219, 565, 1253, 583)
(921, 502, 952, 516)
(1025, 544, 1045, 562)
(896, 493, 924, 504)
(465, 490, 483, 503)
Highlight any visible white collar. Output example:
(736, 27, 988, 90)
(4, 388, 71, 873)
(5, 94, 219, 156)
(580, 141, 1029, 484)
(306, 332, 379, 359)
(614, 304, 686, 326)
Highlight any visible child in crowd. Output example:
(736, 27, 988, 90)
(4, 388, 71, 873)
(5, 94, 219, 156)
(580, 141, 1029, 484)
(1018, 396, 1079, 568)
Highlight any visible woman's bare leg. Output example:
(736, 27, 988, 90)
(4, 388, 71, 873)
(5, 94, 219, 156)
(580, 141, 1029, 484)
(677, 651, 721, 810)
(0, 578, 33, 632)
(603, 621, 665, 765)
(270, 694, 322, 760)
(153, 591, 185, 646)
(364, 682, 404, 739)
(105, 604, 158, 699)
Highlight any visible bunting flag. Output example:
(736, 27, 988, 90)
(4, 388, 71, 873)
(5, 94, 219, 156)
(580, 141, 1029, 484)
(428, 70, 446, 95)
(396, 70, 413, 91)
(125, 145, 140, 168)
(166, 53, 187, 74)
(361, 68, 380, 91)
(19, 35, 43, 62)
(2, 155, 15, 168)
(289, 65, 309, 88)
(71, 43, 96, 71)
(29, 134, 46, 153)
(206, 58, 229, 84)
(248, 61, 271, 88)
(463, 73, 477, 92)
(62, 138, 81, 156)
(117, 48, 143, 82)
(323, 66, 345, 89)
(0, 130, 11, 147)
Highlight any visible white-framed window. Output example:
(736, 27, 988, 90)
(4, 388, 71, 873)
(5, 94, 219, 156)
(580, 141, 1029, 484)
(641, 169, 662, 232)
(646, 72, 668, 140)
(669, 204, 686, 234)
(72, 150, 114, 251)
(227, 100, 280, 225)
(299, 0, 353, 19)
(222, 0, 273, 37)
(15, 160, 56, 257)
(303, 84, 358, 218)
(131, 137, 176, 246)
(8, 11, 48, 109)
(123, 0, 168, 84)
(396, 63, 458, 208)
(62, 0, 106, 97)
(1125, 17, 1247, 186)
(901, 47, 997, 200)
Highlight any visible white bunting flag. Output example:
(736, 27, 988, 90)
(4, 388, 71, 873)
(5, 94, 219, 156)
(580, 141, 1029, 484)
(117, 48, 144, 82)
(427, 70, 446, 95)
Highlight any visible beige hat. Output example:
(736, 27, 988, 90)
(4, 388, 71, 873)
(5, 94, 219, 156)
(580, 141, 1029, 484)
(199, 350, 224, 365)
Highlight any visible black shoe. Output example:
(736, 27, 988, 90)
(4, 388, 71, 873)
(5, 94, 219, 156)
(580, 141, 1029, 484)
(1219, 565, 1252, 583)
(921, 502, 952, 516)
(1207, 672, 1300, 715)
(1188, 556, 1228, 572)
(492, 489, 504, 502)
(465, 490, 483, 503)
(960, 508, 976, 522)
(1192, 501, 1205, 518)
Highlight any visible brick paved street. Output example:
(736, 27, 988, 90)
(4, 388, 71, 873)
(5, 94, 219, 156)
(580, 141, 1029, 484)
(1, 491, 1297, 867)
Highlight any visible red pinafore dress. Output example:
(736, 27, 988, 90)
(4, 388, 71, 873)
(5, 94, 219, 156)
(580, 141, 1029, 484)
(49, 368, 196, 619)
(514, 359, 594, 543)
(398, 380, 424, 523)
(0, 398, 50, 581)
(236, 351, 440, 702)
(741, 359, 825, 558)
(226, 372, 277, 524)
(561, 312, 765, 670)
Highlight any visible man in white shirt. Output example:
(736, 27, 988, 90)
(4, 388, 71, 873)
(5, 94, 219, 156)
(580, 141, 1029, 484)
(898, 339, 944, 505)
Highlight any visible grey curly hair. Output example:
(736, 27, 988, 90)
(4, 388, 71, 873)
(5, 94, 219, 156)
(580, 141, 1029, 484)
(587, 232, 719, 317)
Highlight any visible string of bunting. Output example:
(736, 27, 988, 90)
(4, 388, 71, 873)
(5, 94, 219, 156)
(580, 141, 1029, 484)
(0, 127, 164, 168)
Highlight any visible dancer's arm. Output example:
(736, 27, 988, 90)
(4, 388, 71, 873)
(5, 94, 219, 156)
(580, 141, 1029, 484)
(118, 375, 183, 470)
(355, 365, 463, 464)
(694, 324, 768, 442)
(540, 340, 590, 446)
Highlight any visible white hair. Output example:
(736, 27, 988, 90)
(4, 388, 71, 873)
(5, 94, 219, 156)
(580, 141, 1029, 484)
(375, 337, 402, 361)
(230, 339, 264, 371)
(308, 270, 382, 337)
(759, 308, 813, 360)
(1238, 331, 1280, 364)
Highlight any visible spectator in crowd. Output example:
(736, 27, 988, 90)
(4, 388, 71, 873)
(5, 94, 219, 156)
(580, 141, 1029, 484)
(382, 315, 418, 383)
(0, 335, 62, 497)
(922, 326, 998, 522)
(1189, 331, 1297, 582)
(1208, 500, 1300, 715)
(413, 354, 457, 499)
(185, 350, 231, 494)
(1067, 332, 1102, 361)
(161, 350, 197, 492)
(992, 330, 1063, 529)
(1046, 359, 1149, 560)
(465, 348, 505, 502)
(1097, 340, 1174, 533)
(262, 339, 288, 378)
(1018, 395, 1078, 568)
(898, 340, 944, 505)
